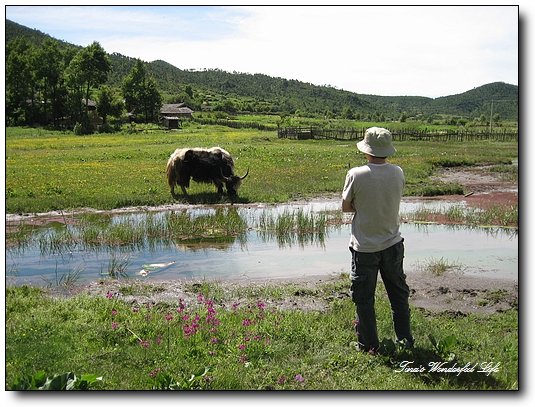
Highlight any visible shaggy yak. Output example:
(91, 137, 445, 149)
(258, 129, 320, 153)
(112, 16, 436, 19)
(166, 147, 249, 199)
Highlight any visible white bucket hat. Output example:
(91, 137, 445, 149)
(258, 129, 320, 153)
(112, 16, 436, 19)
(357, 127, 396, 157)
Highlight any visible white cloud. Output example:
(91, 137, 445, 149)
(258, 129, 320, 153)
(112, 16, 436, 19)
(5, 4, 519, 98)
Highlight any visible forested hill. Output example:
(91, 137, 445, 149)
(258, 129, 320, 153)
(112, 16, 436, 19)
(6, 19, 518, 120)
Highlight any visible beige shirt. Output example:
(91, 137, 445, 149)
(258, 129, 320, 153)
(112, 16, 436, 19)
(342, 163, 404, 252)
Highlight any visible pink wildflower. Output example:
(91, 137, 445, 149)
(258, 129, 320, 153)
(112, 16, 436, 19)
(111, 309, 117, 317)
(111, 322, 118, 330)
(242, 318, 252, 327)
(177, 298, 186, 313)
(206, 314, 221, 327)
(295, 374, 305, 383)
(139, 339, 150, 349)
(205, 299, 215, 308)
(183, 322, 200, 337)
(165, 313, 173, 322)
(149, 368, 161, 378)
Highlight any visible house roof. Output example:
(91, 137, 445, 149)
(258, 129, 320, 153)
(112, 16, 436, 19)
(160, 103, 194, 115)
(82, 98, 97, 107)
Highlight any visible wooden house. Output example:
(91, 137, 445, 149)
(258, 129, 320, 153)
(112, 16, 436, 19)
(160, 103, 194, 129)
(82, 98, 97, 111)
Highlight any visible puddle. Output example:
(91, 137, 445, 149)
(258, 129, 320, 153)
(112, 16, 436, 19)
(5, 200, 517, 287)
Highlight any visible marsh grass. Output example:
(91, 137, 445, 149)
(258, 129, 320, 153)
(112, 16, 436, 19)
(5, 222, 34, 251)
(486, 164, 518, 182)
(466, 205, 518, 228)
(7, 203, 517, 260)
(5, 279, 518, 390)
(164, 208, 248, 243)
(102, 254, 131, 279)
(46, 263, 85, 287)
(419, 257, 464, 276)
(257, 209, 328, 247)
(7, 207, 345, 254)
(401, 203, 518, 229)
(37, 227, 73, 255)
(8, 208, 250, 255)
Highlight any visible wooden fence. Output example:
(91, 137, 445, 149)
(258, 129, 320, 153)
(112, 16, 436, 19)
(277, 127, 518, 142)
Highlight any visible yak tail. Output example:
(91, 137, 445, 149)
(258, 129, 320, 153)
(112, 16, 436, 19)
(166, 154, 179, 191)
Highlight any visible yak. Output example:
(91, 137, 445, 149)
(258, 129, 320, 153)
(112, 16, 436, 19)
(166, 147, 249, 199)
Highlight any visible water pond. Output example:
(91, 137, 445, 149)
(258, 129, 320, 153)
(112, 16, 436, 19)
(6, 200, 518, 287)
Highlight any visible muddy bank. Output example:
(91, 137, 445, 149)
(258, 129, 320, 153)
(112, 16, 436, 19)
(406, 272, 517, 315)
(50, 270, 517, 316)
(428, 163, 518, 210)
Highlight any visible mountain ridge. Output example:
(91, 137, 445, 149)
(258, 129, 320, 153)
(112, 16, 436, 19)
(5, 19, 518, 120)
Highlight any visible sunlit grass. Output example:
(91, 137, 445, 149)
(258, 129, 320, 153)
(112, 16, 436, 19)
(5, 278, 518, 390)
(6, 126, 517, 213)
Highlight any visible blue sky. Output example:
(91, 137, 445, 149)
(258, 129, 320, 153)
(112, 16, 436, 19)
(5, 3, 520, 98)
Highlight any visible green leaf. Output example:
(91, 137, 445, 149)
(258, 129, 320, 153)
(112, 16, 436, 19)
(39, 372, 75, 390)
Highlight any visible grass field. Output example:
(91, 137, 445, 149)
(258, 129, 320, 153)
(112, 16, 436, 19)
(4, 123, 519, 391)
(5, 125, 518, 213)
(5, 278, 518, 390)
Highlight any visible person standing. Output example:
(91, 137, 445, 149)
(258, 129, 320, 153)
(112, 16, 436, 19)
(342, 127, 414, 353)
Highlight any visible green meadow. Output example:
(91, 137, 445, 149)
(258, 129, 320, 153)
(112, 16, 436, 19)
(5, 123, 517, 214)
(5, 278, 518, 390)
(5, 122, 518, 391)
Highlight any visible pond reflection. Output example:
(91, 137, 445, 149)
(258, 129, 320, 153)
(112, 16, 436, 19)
(5, 200, 518, 287)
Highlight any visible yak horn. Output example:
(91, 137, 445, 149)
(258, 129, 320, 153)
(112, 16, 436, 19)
(240, 168, 250, 180)
(220, 168, 231, 182)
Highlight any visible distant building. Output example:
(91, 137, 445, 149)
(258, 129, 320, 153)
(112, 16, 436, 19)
(81, 98, 97, 111)
(160, 103, 194, 129)
(81, 98, 102, 128)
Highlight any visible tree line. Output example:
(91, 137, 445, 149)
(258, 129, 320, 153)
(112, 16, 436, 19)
(6, 18, 518, 131)
(5, 38, 162, 133)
